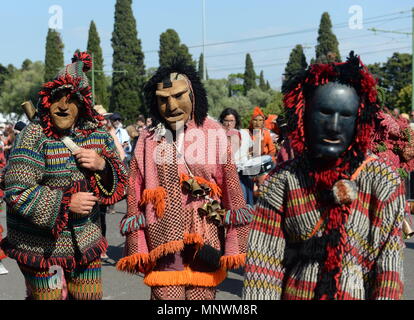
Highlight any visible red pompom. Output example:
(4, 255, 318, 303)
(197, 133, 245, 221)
(72, 51, 92, 72)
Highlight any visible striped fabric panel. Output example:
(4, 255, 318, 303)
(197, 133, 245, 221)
(243, 199, 286, 300)
(243, 157, 405, 300)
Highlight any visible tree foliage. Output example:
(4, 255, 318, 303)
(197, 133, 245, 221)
(198, 53, 205, 80)
(368, 52, 412, 112)
(228, 73, 244, 96)
(396, 84, 412, 113)
(44, 29, 64, 82)
(243, 53, 257, 94)
(259, 71, 267, 91)
(315, 12, 341, 63)
(159, 29, 194, 68)
(111, 0, 146, 121)
(203, 78, 283, 128)
(0, 61, 44, 118)
(284, 45, 308, 85)
(87, 20, 110, 108)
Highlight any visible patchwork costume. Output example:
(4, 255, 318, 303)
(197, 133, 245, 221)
(243, 52, 405, 300)
(117, 61, 253, 300)
(0, 52, 127, 300)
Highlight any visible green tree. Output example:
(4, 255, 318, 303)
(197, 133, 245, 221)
(259, 71, 267, 91)
(368, 53, 412, 109)
(246, 88, 273, 109)
(263, 91, 284, 116)
(204, 78, 283, 128)
(243, 53, 257, 94)
(395, 84, 412, 114)
(198, 53, 205, 80)
(159, 29, 193, 68)
(284, 45, 308, 83)
(22, 59, 33, 71)
(0, 61, 44, 118)
(0, 64, 11, 90)
(315, 12, 341, 63)
(228, 73, 244, 96)
(111, 0, 146, 120)
(44, 29, 64, 82)
(87, 20, 109, 107)
(381, 52, 412, 108)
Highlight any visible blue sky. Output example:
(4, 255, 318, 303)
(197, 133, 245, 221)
(0, 0, 412, 89)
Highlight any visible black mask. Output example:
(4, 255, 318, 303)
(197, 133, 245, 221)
(305, 82, 359, 160)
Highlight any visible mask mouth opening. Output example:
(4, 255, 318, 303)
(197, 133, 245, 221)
(55, 111, 69, 117)
(167, 111, 184, 117)
(322, 138, 341, 144)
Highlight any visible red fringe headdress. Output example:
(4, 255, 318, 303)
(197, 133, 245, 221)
(38, 51, 104, 139)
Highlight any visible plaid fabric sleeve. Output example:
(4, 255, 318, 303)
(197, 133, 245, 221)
(242, 172, 286, 300)
(4, 125, 65, 233)
(218, 142, 254, 270)
(372, 182, 405, 300)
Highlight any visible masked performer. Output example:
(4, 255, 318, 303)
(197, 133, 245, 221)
(0, 52, 127, 300)
(243, 52, 405, 300)
(116, 60, 253, 300)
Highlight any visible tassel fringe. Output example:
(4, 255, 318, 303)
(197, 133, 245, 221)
(119, 215, 146, 236)
(140, 187, 167, 218)
(116, 233, 205, 275)
(144, 267, 227, 287)
(224, 205, 254, 226)
(116, 253, 150, 274)
(1, 237, 108, 271)
(220, 253, 246, 270)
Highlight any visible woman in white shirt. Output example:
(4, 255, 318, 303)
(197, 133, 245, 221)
(219, 108, 254, 205)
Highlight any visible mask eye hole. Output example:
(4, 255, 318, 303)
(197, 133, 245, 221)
(320, 108, 332, 116)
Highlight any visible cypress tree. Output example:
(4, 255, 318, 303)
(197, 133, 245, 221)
(87, 20, 109, 107)
(159, 29, 194, 68)
(315, 12, 341, 63)
(111, 0, 146, 119)
(284, 45, 308, 84)
(266, 80, 271, 90)
(259, 70, 267, 91)
(198, 53, 205, 80)
(44, 28, 64, 82)
(243, 53, 256, 95)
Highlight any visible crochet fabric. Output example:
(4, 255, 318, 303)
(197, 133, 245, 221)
(243, 155, 405, 300)
(117, 118, 253, 287)
(0, 123, 127, 270)
(18, 258, 102, 300)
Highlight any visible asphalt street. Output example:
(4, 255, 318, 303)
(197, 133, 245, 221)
(1, 200, 413, 300)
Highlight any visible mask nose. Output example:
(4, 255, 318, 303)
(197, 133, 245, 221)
(58, 105, 69, 112)
(326, 113, 340, 134)
(167, 96, 178, 112)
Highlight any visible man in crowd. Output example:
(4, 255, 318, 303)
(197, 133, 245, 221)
(243, 52, 405, 300)
(116, 60, 253, 300)
(0, 51, 127, 300)
(110, 112, 131, 164)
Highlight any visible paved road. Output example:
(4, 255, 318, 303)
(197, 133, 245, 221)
(1, 200, 413, 300)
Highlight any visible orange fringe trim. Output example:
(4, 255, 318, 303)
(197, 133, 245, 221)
(144, 266, 227, 287)
(183, 233, 204, 250)
(220, 254, 246, 270)
(116, 253, 150, 274)
(149, 240, 185, 263)
(180, 173, 222, 198)
(117, 233, 206, 275)
(140, 187, 167, 218)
